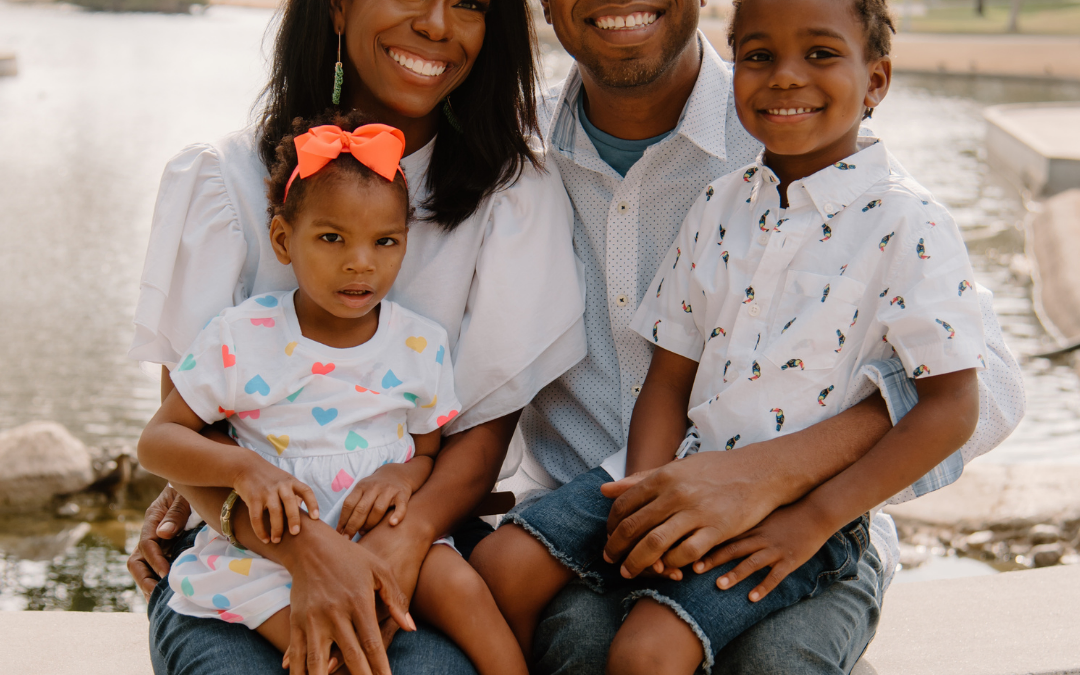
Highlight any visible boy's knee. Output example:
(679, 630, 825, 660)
(606, 600, 705, 675)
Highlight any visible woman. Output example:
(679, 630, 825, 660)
(127, 1, 585, 673)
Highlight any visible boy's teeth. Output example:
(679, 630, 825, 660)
(768, 108, 815, 116)
(595, 11, 658, 30)
(389, 48, 447, 77)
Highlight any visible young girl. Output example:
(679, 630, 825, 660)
(138, 111, 528, 675)
(474, 0, 986, 672)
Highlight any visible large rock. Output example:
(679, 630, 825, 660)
(0, 422, 95, 512)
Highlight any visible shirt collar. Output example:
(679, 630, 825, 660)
(544, 31, 733, 166)
(752, 137, 891, 221)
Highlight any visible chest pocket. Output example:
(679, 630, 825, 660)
(764, 271, 866, 371)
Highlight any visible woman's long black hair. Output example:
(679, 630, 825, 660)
(256, 0, 540, 230)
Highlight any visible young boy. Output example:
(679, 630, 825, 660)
(472, 0, 985, 672)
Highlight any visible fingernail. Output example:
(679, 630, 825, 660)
(750, 591, 760, 602)
(312, 510, 320, 519)
(406, 612, 417, 631)
(328, 657, 338, 672)
(694, 562, 704, 573)
(291, 525, 299, 535)
(158, 523, 176, 536)
(620, 565, 631, 579)
(603, 551, 613, 563)
(262, 538, 270, 544)
(718, 576, 729, 588)
(390, 518, 398, 525)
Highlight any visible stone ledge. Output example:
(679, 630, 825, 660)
(4, 566, 1078, 674)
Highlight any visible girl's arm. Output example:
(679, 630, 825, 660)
(701, 368, 979, 599)
(625, 347, 699, 475)
(138, 389, 318, 544)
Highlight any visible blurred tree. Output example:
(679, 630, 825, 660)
(1007, 0, 1024, 31)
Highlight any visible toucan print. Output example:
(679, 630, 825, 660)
(935, 318, 955, 339)
(818, 385, 835, 406)
(835, 329, 846, 353)
(770, 408, 785, 431)
(709, 327, 726, 340)
(743, 286, 755, 303)
(725, 435, 741, 450)
(781, 358, 805, 371)
(917, 238, 930, 259)
(958, 280, 973, 297)
(706, 186, 714, 201)
(747, 361, 761, 381)
(759, 210, 770, 232)
(743, 167, 758, 182)
(863, 199, 882, 212)
(652, 319, 661, 343)
(721, 251, 729, 268)
(879, 232, 894, 251)
(913, 364, 931, 378)
(890, 296, 906, 309)
(821, 224, 832, 242)
(821, 284, 830, 302)
(681, 300, 692, 314)
(673, 247, 681, 268)
(850, 309, 859, 327)
(656, 279, 663, 297)
(782, 317, 797, 333)
(835, 161, 856, 170)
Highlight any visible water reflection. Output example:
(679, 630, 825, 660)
(1, 2, 1078, 610)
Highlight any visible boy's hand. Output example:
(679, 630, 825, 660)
(691, 501, 833, 602)
(337, 463, 416, 538)
(233, 459, 319, 544)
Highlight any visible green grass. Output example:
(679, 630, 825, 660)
(903, 2, 1080, 34)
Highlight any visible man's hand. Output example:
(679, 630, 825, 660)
(694, 501, 834, 602)
(127, 486, 192, 600)
(600, 447, 793, 578)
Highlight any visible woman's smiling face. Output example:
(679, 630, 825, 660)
(333, 0, 488, 122)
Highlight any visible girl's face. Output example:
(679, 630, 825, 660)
(731, 0, 890, 167)
(333, 0, 488, 123)
(270, 176, 408, 336)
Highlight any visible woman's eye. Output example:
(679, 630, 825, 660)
(454, 0, 488, 11)
(376, 237, 398, 247)
(320, 233, 343, 243)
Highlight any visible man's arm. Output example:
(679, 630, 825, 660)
(601, 391, 894, 577)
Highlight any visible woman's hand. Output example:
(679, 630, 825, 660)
(127, 485, 193, 600)
(600, 447, 791, 579)
(693, 501, 834, 602)
(281, 525, 416, 675)
(232, 457, 320, 545)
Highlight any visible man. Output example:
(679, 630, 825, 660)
(509, 0, 1025, 672)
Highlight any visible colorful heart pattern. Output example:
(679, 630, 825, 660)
(222, 345, 236, 368)
(312, 362, 335, 375)
(421, 395, 437, 409)
(245, 375, 270, 396)
(237, 410, 260, 420)
(437, 410, 459, 427)
(206, 555, 220, 570)
(402, 393, 419, 406)
(331, 469, 354, 492)
(267, 434, 289, 455)
(355, 386, 380, 395)
(286, 388, 304, 403)
(255, 295, 279, 308)
(312, 407, 338, 426)
(250, 318, 275, 328)
(285, 341, 298, 356)
(212, 594, 231, 609)
(405, 336, 427, 353)
(345, 431, 368, 451)
(181, 577, 195, 597)
(436, 345, 445, 365)
(228, 558, 252, 576)
(218, 610, 244, 623)
(381, 370, 402, 388)
(179, 354, 196, 371)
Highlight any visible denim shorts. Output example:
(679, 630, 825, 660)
(504, 466, 870, 674)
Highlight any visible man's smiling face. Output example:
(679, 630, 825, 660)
(543, 0, 702, 88)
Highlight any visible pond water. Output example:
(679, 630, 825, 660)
(0, 1, 1078, 611)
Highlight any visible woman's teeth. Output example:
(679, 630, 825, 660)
(389, 49, 446, 77)
(594, 12, 658, 30)
(767, 108, 817, 116)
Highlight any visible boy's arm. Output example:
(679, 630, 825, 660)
(703, 368, 979, 599)
(626, 347, 699, 476)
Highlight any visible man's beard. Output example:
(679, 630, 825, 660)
(574, 12, 698, 89)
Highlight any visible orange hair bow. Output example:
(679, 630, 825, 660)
(283, 123, 407, 201)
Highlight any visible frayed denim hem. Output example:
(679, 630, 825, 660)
(501, 513, 606, 593)
(624, 589, 714, 674)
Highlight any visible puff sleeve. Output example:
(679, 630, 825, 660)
(129, 143, 249, 370)
(443, 160, 587, 435)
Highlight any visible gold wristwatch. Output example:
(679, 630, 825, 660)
(220, 489, 244, 549)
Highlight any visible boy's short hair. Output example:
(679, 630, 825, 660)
(727, 0, 896, 61)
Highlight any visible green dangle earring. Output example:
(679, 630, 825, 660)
(332, 31, 344, 106)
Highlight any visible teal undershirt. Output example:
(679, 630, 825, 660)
(577, 94, 672, 178)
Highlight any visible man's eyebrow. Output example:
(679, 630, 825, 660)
(738, 31, 769, 47)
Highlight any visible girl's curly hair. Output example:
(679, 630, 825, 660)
(265, 109, 413, 226)
(727, 0, 896, 61)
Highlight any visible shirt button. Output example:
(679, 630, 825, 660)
(757, 233, 769, 246)
(631, 385, 642, 397)
(616, 294, 629, 307)
(748, 304, 761, 317)
(618, 202, 630, 214)
(824, 202, 837, 212)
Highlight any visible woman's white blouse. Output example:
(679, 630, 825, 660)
(130, 128, 586, 443)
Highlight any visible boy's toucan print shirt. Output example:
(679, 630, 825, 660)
(630, 138, 987, 453)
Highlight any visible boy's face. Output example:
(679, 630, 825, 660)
(270, 176, 408, 324)
(541, 0, 701, 88)
(731, 0, 890, 162)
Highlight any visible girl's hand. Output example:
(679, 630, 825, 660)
(337, 463, 418, 538)
(693, 502, 833, 602)
(233, 458, 320, 544)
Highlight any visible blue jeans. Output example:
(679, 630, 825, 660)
(531, 536, 886, 675)
(148, 528, 482, 675)
(509, 466, 870, 673)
